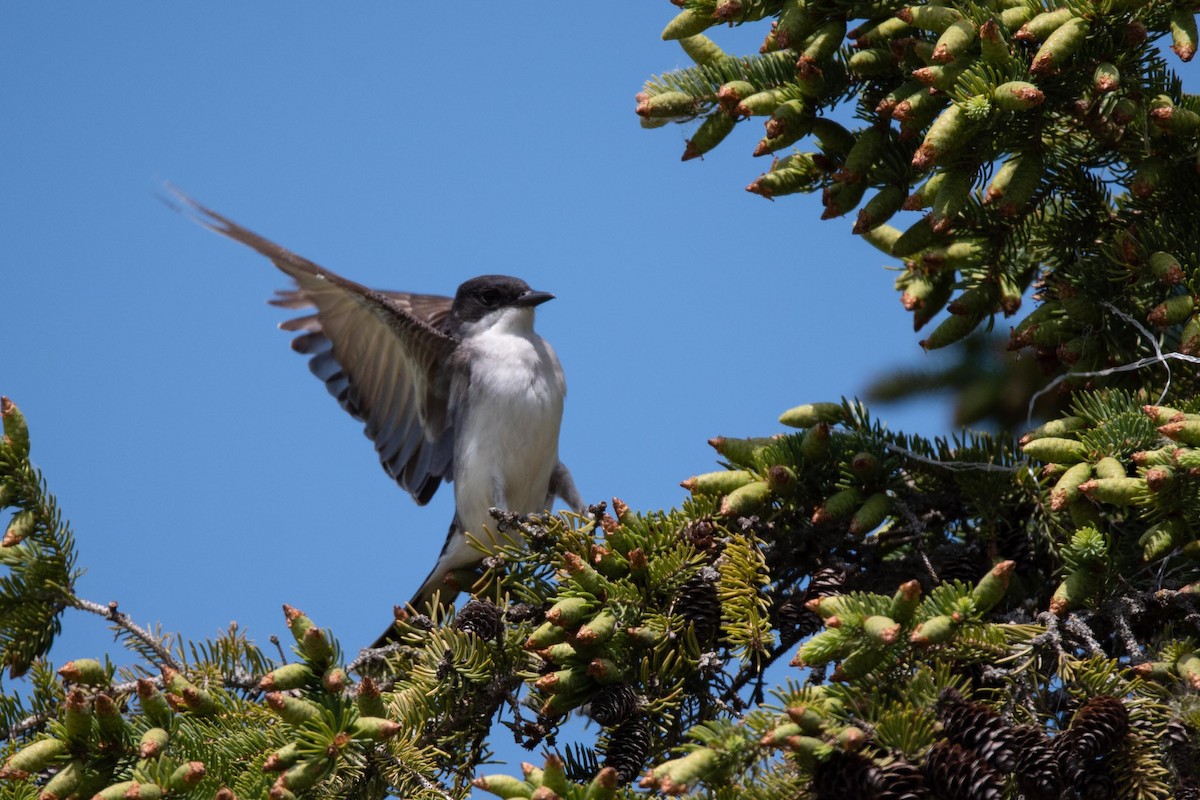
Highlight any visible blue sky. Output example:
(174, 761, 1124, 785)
(6, 3, 1188, 777)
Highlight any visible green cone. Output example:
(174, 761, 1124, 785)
(1030, 15, 1089, 74)
(1171, 7, 1198, 61)
(780, 402, 845, 428)
(662, 8, 717, 41)
(682, 112, 736, 161)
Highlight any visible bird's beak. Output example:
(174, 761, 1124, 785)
(514, 290, 555, 308)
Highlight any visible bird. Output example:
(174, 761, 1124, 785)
(169, 189, 584, 645)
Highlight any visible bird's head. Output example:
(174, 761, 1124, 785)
(448, 275, 554, 335)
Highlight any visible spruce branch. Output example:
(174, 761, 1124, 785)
(1026, 302, 1200, 418)
(67, 596, 182, 673)
(883, 443, 1020, 474)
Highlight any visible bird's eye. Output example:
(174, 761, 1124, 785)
(479, 289, 500, 306)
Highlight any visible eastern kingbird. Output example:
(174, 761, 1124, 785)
(172, 191, 583, 643)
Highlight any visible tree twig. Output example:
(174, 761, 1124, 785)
(68, 597, 182, 672)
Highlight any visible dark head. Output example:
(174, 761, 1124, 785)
(446, 275, 554, 333)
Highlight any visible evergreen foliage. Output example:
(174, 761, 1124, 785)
(4, 1, 1200, 797)
(642, 0, 1200, 406)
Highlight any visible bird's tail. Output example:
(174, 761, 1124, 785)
(369, 519, 469, 648)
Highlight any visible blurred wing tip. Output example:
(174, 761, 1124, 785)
(154, 181, 185, 214)
(158, 182, 244, 242)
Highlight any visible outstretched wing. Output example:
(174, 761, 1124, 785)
(171, 188, 459, 504)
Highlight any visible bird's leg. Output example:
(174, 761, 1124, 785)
(491, 475, 508, 512)
(549, 462, 584, 512)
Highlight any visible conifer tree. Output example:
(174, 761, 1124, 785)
(4, 1, 1200, 798)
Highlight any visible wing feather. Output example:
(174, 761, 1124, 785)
(171, 188, 459, 503)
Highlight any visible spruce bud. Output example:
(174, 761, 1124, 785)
(678, 34, 727, 67)
(849, 188, 902, 235)
(169, 761, 207, 792)
(545, 596, 594, 629)
(2, 510, 34, 547)
(265, 692, 321, 726)
(574, 607, 618, 646)
(862, 615, 901, 645)
(970, 560, 1015, 613)
(1020, 415, 1088, 445)
(1050, 569, 1099, 616)
(992, 81, 1044, 111)
(1148, 251, 1186, 285)
(831, 647, 887, 681)
(802, 19, 847, 64)
(39, 758, 83, 800)
(812, 487, 864, 524)
(0, 398, 29, 461)
(1021, 436, 1088, 464)
(681, 469, 756, 495)
(258, 662, 314, 692)
(1030, 16, 1088, 74)
(57, 658, 107, 685)
(913, 104, 969, 170)
(920, 312, 984, 350)
(930, 165, 972, 233)
(1147, 294, 1195, 327)
(932, 18, 976, 63)
(472, 773, 533, 798)
(849, 491, 890, 536)
(682, 113, 736, 161)
(1050, 462, 1092, 511)
(979, 19, 1011, 66)
(891, 216, 939, 257)
(715, 81, 755, 114)
(352, 716, 402, 741)
(1160, 419, 1200, 446)
(62, 689, 92, 744)
(635, 91, 697, 119)
(779, 402, 844, 428)
(661, 9, 716, 41)
(139, 727, 170, 758)
(1093, 63, 1120, 93)
(137, 678, 173, 728)
(890, 580, 922, 623)
(848, 47, 897, 77)
(911, 614, 958, 645)
(1077, 477, 1147, 505)
(3, 736, 67, 777)
(897, 5, 964, 34)
(1171, 7, 1198, 61)
(1015, 9, 1074, 42)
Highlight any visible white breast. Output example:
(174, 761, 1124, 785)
(451, 308, 566, 560)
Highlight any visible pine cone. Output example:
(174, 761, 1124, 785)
(680, 517, 720, 554)
(808, 566, 848, 596)
(1009, 725, 1061, 800)
(1165, 718, 1192, 750)
(777, 566, 849, 641)
(923, 741, 1003, 800)
(993, 520, 1035, 567)
(1165, 718, 1200, 787)
(876, 760, 930, 800)
(589, 684, 639, 727)
(1075, 765, 1117, 800)
(775, 594, 823, 641)
(1056, 695, 1129, 783)
(811, 751, 880, 800)
(453, 599, 503, 640)
(938, 690, 1016, 771)
(504, 602, 542, 625)
(603, 715, 650, 785)
(935, 543, 985, 585)
(674, 567, 722, 644)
